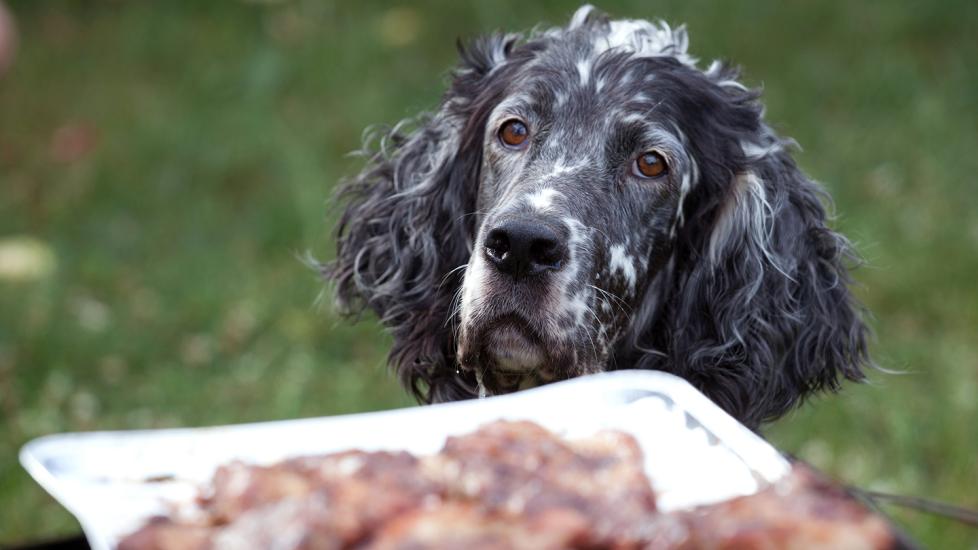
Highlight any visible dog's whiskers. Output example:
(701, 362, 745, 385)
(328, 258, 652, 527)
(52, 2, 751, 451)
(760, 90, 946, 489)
(578, 301, 603, 361)
(452, 209, 490, 226)
(439, 263, 469, 289)
(587, 284, 630, 316)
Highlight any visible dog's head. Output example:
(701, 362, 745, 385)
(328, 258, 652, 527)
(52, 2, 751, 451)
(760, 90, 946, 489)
(328, 6, 870, 427)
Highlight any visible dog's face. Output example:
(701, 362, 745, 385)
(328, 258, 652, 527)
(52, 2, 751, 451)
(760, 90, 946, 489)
(458, 44, 698, 393)
(330, 6, 870, 427)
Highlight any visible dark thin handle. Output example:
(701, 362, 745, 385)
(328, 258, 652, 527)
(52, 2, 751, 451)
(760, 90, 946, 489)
(859, 489, 978, 528)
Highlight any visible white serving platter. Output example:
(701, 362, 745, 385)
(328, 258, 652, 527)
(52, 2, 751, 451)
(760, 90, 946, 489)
(21, 370, 791, 550)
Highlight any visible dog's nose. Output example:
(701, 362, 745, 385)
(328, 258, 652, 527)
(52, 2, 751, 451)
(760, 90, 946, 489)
(483, 220, 566, 277)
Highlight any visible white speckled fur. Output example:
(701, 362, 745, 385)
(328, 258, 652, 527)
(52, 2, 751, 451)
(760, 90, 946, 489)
(526, 188, 563, 211)
(609, 243, 638, 293)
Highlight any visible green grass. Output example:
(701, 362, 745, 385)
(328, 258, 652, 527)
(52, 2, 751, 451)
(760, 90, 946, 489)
(1, 1, 976, 546)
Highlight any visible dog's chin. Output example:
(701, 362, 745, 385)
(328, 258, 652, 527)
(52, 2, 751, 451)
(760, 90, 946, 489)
(458, 315, 557, 395)
(484, 323, 544, 372)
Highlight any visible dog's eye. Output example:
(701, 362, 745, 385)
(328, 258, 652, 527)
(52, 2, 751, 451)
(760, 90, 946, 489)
(498, 119, 529, 149)
(633, 151, 668, 179)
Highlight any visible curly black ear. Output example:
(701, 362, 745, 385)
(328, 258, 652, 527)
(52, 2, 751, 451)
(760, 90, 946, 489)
(326, 34, 526, 403)
(630, 67, 871, 428)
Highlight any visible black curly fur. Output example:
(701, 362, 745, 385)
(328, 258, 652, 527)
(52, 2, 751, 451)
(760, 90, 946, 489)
(325, 6, 870, 428)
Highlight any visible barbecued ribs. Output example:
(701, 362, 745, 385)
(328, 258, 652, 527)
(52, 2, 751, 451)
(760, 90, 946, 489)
(119, 420, 895, 549)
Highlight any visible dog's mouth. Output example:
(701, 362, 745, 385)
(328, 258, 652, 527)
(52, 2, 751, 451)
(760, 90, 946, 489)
(458, 313, 559, 395)
(484, 316, 544, 371)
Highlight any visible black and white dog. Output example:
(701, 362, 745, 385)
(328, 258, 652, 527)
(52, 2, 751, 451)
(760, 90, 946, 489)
(327, 5, 870, 428)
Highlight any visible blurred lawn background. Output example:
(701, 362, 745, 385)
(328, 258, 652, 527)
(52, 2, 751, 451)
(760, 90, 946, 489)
(1, 0, 976, 546)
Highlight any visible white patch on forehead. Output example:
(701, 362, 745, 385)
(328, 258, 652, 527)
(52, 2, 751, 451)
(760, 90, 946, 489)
(526, 188, 563, 211)
(576, 58, 591, 85)
(608, 244, 637, 293)
(538, 156, 587, 182)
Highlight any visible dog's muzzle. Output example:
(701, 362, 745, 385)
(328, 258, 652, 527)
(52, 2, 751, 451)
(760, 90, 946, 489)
(457, 216, 573, 390)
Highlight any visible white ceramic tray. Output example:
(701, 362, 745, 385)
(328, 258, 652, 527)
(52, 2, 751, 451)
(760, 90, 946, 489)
(21, 370, 791, 550)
